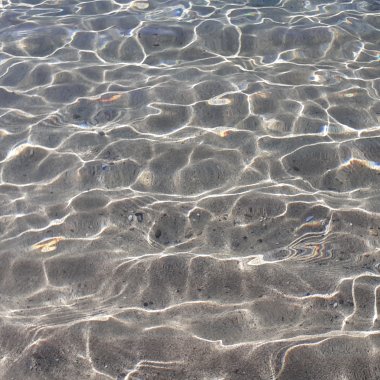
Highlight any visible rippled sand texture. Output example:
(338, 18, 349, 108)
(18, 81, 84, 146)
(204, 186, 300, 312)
(1, 0, 380, 378)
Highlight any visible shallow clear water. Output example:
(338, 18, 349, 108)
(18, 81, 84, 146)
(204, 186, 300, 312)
(0, 0, 380, 379)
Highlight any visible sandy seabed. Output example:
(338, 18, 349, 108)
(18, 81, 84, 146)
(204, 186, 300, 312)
(1, 0, 380, 379)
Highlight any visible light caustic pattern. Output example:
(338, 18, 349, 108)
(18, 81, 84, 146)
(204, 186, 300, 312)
(0, 0, 380, 379)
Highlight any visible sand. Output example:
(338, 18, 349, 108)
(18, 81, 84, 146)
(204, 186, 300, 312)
(0, 0, 380, 379)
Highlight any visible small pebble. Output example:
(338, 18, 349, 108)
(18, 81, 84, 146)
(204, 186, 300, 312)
(135, 212, 143, 222)
(174, 8, 183, 16)
(78, 122, 90, 129)
(208, 97, 231, 106)
(131, 0, 149, 10)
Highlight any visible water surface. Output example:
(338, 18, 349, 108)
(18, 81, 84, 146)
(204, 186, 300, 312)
(0, 0, 380, 379)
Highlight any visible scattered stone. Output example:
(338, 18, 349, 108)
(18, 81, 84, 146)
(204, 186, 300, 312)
(369, 228, 378, 236)
(208, 97, 231, 106)
(135, 212, 143, 222)
(130, 0, 149, 10)
(32, 237, 64, 253)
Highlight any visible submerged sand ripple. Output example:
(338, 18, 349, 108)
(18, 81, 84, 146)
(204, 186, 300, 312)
(0, 0, 380, 378)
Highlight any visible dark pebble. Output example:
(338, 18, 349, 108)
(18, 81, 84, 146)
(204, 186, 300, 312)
(135, 212, 143, 222)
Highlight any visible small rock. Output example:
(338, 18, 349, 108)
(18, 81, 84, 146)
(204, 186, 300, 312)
(174, 8, 183, 17)
(135, 212, 143, 222)
(131, 0, 149, 10)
